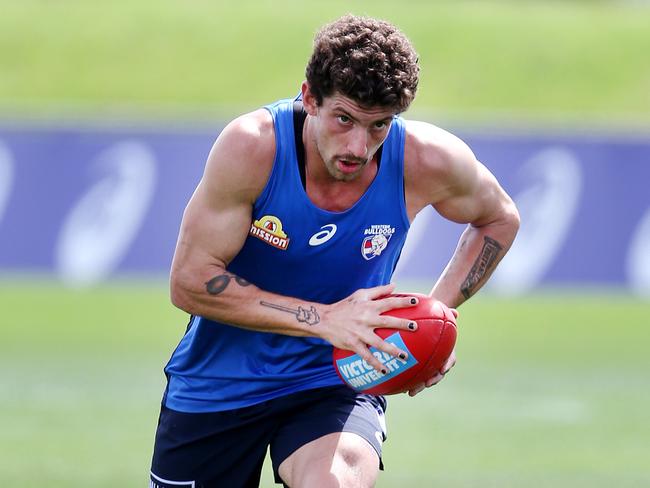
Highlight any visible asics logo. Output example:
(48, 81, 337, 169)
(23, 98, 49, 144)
(309, 224, 337, 246)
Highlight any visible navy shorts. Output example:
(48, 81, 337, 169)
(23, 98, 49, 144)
(150, 385, 387, 488)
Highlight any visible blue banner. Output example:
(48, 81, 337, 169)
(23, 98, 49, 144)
(394, 132, 650, 296)
(0, 122, 648, 294)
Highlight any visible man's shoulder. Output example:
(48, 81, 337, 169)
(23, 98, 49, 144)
(202, 109, 276, 200)
(403, 119, 475, 171)
(221, 108, 275, 155)
(212, 108, 277, 172)
(402, 119, 481, 214)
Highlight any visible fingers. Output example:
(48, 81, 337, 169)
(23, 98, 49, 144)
(355, 343, 387, 375)
(365, 332, 408, 363)
(407, 382, 426, 397)
(351, 285, 421, 317)
(351, 286, 419, 333)
(407, 373, 443, 397)
(407, 351, 457, 397)
(442, 350, 457, 373)
(425, 372, 445, 387)
(348, 329, 410, 375)
(363, 282, 396, 300)
(375, 294, 420, 314)
(335, 285, 426, 374)
(408, 371, 444, 396)
(380, 315, 418, 333)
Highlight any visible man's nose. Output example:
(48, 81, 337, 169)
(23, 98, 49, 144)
(347, 127, 368, 159)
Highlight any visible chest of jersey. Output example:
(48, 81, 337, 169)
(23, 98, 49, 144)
(227, 98, 410, 304)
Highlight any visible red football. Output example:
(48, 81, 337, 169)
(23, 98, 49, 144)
(333, 293, 457, 395)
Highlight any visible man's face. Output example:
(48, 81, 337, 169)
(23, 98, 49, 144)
(303, 87, 397, 182)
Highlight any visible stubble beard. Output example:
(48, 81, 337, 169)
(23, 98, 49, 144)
(321, 146, 369, 182)
(311, 127, 368, 182)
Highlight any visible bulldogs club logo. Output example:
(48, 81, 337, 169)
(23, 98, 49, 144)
(361, 224, 395, 260)
(249, 215, 290, 250)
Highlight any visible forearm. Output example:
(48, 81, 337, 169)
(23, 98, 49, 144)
(430, 212, 519, 308)
(170, 265, 324, 337)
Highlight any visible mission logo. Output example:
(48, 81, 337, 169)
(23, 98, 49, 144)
(249, 215, 290, 250)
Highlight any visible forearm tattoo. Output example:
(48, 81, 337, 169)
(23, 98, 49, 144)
(205, 272, 250, 296)
(260, 301, 321, 326)
(460, 236, 503, 299)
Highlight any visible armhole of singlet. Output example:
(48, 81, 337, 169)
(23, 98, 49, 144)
(292, 101, 308, 189)
(292, 101, 383, 190)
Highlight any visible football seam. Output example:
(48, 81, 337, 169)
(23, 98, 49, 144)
(397, 319, 448, 392)
(377, 318, 446, 394)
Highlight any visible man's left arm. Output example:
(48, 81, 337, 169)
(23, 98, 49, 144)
(404, 121, 520, 395)
(429, 160, 520, 308)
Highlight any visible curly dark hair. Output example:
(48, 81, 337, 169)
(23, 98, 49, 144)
(305, 15, 419, 113)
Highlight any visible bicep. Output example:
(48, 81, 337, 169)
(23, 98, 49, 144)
(405, 121, 506, 225)
(172, 111, 274, 278)
(176, 179, 253, 272)
(433, 160, 511, 227)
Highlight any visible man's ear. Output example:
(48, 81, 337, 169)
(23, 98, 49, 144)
(301, 81, 319, 116)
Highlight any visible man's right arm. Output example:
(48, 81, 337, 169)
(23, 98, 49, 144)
(168, 109, 416, 373)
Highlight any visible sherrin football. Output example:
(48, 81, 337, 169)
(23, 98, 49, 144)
(333, 293, 457, 395)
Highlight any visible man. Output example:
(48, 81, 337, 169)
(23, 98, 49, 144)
(150, 14, 519, 488)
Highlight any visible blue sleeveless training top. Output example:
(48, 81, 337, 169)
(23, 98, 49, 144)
(163, 98, 410, 412)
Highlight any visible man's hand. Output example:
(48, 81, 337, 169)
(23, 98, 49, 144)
(406, 307, 458, 397)
(406, 349, 456, 397)
(319, 283, 419, 375)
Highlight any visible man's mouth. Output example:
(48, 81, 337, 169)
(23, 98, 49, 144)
(336, 157, 365, 173)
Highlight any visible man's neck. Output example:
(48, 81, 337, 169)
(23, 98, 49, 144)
(302, 118, 378, 211)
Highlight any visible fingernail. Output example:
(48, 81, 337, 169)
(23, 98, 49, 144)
(410, 298, 417, 305)
(408, 321, 416, 330)
(398, 353, 406, 360)
(381, 368, 387, 375)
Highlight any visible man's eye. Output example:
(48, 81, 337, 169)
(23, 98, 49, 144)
(374, 121, 386, 129)
(338, 115, 350, 123)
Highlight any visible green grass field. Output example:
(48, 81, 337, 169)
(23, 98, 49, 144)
(1, 0, 650, 124)
(1, 282, 648, 487)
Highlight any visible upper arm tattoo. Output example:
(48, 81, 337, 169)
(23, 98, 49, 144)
(205, 272, 250, 296)
(460, 236, 503, 299)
